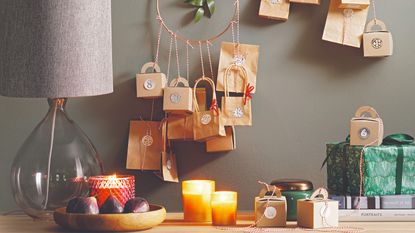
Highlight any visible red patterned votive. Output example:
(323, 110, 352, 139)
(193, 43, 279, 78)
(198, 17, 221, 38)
(88, 175, 135, 207)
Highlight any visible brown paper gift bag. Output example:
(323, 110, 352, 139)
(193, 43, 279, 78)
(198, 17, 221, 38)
(259, 0, 290, 21)
(167, 88, 206, 141)
(136, 62, 167, 99)
(322, 0, 369, 48)
(290, 0, 320, 5)
(206, 126, 236, 153)
(339, 0, 369, 9)
(126, 120, 162, 171)
(163, 77, 193, 115)
(221, 64, 253, 126)
(217, 42, 259, 94)
(154, 120, 178, 183)
(193, 77, 226, 142)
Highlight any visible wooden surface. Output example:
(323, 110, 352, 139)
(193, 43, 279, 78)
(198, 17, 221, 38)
(0, 212, 415, 233)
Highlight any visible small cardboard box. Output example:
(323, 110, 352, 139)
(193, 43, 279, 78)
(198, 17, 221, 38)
(163, 77, 193, 115)
(350, 106, 383, 146)
(363, 19, 393, 57)
(297, 188, 339, 229)
(339, 0, 370, 9)
(259, 0, 290, 21)
(136, 62, 167, 99)
(255, 186, 287, 227)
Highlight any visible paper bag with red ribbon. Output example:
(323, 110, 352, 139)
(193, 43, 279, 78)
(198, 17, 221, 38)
(322, 0, 369, 48)
(206, 126, 236, 153)
(193, 77, 226, 142)
(216, 42, 259, 94)
(126, 120, 162, 171)
(154, 120, 178, 183)
(221, 64, 253, 126)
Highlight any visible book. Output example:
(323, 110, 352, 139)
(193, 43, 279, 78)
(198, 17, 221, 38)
(340, 209, 415, 222)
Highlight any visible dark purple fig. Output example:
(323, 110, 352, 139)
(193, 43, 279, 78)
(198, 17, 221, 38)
(123, 197, 150, 213)
(99, 195, 124, 214)
(66, 197, 99, 214)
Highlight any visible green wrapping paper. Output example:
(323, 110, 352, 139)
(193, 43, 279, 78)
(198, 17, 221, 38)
(325, 134, 415, 196)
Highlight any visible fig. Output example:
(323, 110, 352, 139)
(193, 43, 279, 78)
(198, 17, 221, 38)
(99, 195, 124, 214)
(66, 197, 99, 214)
(124, 197, 150, 213)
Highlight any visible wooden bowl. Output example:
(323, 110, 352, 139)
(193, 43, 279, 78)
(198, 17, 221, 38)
(54, 204, 166, 232)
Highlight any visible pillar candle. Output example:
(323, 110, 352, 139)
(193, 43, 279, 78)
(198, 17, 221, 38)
(182, 180, 215, 222)
(211, 191, 238, 226)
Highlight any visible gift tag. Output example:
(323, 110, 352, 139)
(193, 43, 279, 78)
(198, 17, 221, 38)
(201, 114, 212, 125)
(320, 203, 331, 218)
(170, 93, 181, 103)
(264, 206, 277, 219)
(144, 79, 155, 90)
(141, 134, 154, 147)
(359, 128, 370, 139)
(233, 107, 244, 118)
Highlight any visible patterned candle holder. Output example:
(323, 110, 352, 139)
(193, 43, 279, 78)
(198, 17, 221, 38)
(88, 175, 135, 207)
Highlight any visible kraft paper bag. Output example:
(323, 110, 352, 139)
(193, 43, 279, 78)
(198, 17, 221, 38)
(290, 0, 320, 5)
(154, 120, 178, 183)
(322, 0, 369, 48)
(193, 77, 226, 142)
(221, 64, 252, 126)
(255, 185, 287, 227)
(136, 62, 167, 99)
(163, 77, 193, 115)
(217, 42, 259, 94)
(350, 106, 383, 146)
(339, 0, 369, 9)
(259, 0, 290, 21)
(126, 120, 162, 171)
(206, 126, 236, 153)
(363, 19, 393, 57)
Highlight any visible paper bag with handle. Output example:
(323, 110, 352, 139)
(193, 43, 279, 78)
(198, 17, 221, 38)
(154, 119, 179, 182)
(193, 77, 226, 142)
(163, 77, 193, 115)
(221, 64, 253, 126)
(363, 19, 393, 57)
(258, 0, 291, 21)
(216, 42, 259, 94)
(136, 62, 167, 99)
(255, 182, 287, 227)
(206, 126, 236, 153)
(126, 120, 162, 171)
(350, 106, 384, 146)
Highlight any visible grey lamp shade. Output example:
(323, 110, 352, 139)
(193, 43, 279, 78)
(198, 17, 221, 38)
(0, 0, 113, 98)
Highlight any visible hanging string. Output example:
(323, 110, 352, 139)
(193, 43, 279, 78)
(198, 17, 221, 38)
(206, 40, 215, 80)
(153, 16, 164, 68)
(174, 34, 181, 78)
(166, 34, 174, 82)
(371, 0, 377, 24)
(155, 0, 239, 45)
(198, 41, 206, 78)
(186, 40, 192, 81)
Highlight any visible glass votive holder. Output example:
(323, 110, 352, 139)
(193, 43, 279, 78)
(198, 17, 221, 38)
(88, 175, 135, 207)
(182, 180, 215, 222)
(211, 191, 238, 226)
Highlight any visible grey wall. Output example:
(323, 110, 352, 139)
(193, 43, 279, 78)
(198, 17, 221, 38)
(1, 0, 414, 212)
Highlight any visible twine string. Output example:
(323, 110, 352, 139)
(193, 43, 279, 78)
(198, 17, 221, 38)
(198, 41, 206, 78)
(186, 40, 193, 81)
(174, 34, 181, 79)
(166, 34, 174, 82)
(206, 40, 215, 80)
(371, 0, 377, 24)
(153, 16, 164, 69)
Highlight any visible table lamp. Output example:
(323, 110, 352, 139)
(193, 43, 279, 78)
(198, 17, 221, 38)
(0, 1, 113, 220)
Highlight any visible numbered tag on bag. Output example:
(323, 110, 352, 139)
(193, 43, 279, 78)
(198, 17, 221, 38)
(136, 62, 167, 99)
(363, 19, 393, 57)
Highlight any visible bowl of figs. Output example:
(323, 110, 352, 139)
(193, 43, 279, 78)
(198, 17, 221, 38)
(54, 195, 166, 232)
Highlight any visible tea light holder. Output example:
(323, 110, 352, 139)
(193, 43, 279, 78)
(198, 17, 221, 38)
(211, 191, 238, 226)
(88, 175, 135, 207)
(182, 180, 215, 222)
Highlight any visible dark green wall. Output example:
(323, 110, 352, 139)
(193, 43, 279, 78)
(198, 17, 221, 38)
(1, 0, 414, 212)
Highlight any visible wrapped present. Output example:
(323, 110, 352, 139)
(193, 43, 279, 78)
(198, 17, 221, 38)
(297, 188, 339, 229)
(339, 0, 370, 9)
(259, 0, 290, 21)
(322, 0, 369, 48)
(324, 134, 415, 196)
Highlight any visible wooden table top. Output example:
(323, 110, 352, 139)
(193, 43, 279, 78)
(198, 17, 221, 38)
(1, 212, 415, 233)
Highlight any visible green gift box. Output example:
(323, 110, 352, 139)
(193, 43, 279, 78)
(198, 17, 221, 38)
(324, 134, 415, 196)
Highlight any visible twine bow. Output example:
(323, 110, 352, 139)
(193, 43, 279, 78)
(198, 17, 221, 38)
(244, 83, 254, 105)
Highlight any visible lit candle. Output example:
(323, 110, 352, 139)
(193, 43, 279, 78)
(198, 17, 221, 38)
(88, 174, 135, 207)
(182, 180, 215, 222)
(211, 191, 238, 226)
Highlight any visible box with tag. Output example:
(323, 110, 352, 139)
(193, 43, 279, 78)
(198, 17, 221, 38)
(290, 0, 320, 5)
(363, 19, 393, 57)
(259, 0, 290, 21)
(339, 0, 370, 9)
(136, 62, 167, 99)
(163, 77, 193, 115)
(254, 183, 287, 227)
(297, 188, 339, 229)
(350, 106, 383, 146)
(322, 0, 369, 48)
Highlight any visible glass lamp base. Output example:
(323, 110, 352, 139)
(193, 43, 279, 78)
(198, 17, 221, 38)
(10, 98, 103, 219)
